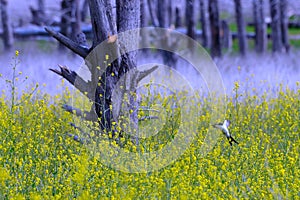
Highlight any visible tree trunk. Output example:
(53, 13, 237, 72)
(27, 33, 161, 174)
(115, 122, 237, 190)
(0, 0, 13, 50)
(199, 0, 210, 48)
(140, 0, 150, 53)
(140, 0, 147, 27)
(147, 0, 159, 27)
(168, 0, 172, 26)
(253, 0, 267, 53)
(46, 0, 143, 143)
(269, 0, 283, 53)
(157, 0, 168, 28)
(71, 0, 87, 47)
(234, 0, 247, 56)
(38, 0, 45, 16)
(221, 20, 232, 50)
(209, 0, 221, 58)
(280, 0, 289, 52)
(30, 0, 48, 25)
(185, 0, 195, 40)
(81, 0, 89, 22)
(59, 0, 72, 50)
(175, 7, 182, 28)
(148, 0, 177, 68)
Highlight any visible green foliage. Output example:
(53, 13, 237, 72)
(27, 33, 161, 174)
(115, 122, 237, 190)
(288, 27, 300, 36)
(290, 39, 300, 48)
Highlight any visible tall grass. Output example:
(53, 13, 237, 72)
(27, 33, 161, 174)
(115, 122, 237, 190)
(0, 51, 299, 199)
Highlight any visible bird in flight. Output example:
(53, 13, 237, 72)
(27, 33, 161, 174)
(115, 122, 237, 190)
(213, 119, 239, 146)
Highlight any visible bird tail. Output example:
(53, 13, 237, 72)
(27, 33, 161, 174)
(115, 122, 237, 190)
(226, 137, 233, 146)
(230, 136, 239, 145)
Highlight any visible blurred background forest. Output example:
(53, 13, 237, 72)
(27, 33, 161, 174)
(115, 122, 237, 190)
(0, 0, 299, 95)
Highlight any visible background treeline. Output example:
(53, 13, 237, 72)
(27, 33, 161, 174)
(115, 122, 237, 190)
(0, 0, 299, 57)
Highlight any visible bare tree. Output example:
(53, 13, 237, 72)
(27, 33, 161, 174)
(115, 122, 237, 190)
(253, 0, 267, 53)
(269, 0, 283, 52)
(0, 0, 13, 50)
(45, 0, 155, 142)
(280, 0, 290, 52)
(234, 0, 248, 56)
(209, 0, 221, 58)
(199, 0, 210, 48)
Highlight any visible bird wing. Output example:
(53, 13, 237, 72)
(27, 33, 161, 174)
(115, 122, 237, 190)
(225, 120, 230, 127)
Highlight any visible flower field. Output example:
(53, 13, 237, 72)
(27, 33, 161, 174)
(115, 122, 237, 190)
(0, 54, 299, 199)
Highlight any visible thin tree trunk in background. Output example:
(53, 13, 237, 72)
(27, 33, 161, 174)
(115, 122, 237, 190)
(199, 0, 210, 48)
(140, 0, 149, 51)
(59, 0, 72, 50)
(280, 0, 289, 52)
(38, 0, 45, 16)
(253, 0, 267, 53)
(30, 0, 47, 25)
(234, 0, 247, 56)
(156, 0, 177, 67)
(157, 0, 168, 28)
(0, 0, 13, 50)
(81, 0, 89, 22)
(185, 0, 195, 40)
(71, 0, 85, 46)
(147, 0, 159, 27)
(269, 0, 283, 52)
(168, 0, 172, 26)
(221, 20, 232, 50)
(140, 0, 147, 27)
(209, 0, 221, 58)
(175, 7, 182, 28)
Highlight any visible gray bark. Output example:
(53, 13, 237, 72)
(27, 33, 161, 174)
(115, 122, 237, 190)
(234, 0, 247, 56)
(116, 0, 140, 142)
(269, 0, 283, 52)
(199, 0, 210, 48)
(209, 0, 221, 58)
(253, 0, 267, 53)
(280, 0, 289, 52)
(0, 0, 13, 50)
